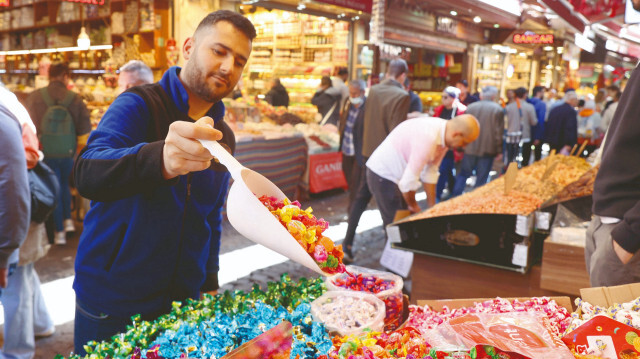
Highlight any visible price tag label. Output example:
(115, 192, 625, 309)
(512, 243, 529, 267)
(516, 215, 532, 236)
(535, 211, 552, 231)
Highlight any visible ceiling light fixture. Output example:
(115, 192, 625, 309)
(473, 16, 482, 23)
(450, 10, 457, 16)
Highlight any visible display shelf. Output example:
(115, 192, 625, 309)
(0, 15, 111, 34)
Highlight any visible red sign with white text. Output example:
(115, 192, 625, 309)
(314, 0, 372, 14)
(309, 152, 348, 193)
(513, 33, 555, 44)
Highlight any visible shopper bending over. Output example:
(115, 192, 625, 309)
(366, 114, 479, 226)
(72, 10, 255, 355)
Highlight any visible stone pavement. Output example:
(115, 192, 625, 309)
(5, 188, 398, 358)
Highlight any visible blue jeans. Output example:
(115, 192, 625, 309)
(0, 263, 52, 359)
(43, 157, 74, 232)
(436, 150, 455, 201)
(366, 169, 406, 228)
(452, 154, 495, 197)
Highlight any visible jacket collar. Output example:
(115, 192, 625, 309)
(159, 66, 225, 123)
(381, 78, 403, 89)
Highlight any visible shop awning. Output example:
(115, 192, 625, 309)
(383, 28, 468, 53)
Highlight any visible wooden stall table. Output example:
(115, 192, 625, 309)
(234, 135, 308, 200)
(409, 253, 567, 304)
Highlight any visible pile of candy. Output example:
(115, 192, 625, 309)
(151, 301, 331, 358)
(405, 297, 572, 338)
(311, 292, 386, 335)
(259, 195, 345, 274)
(327, 269, 404, 331)
(328, 328, 429, 359)
(64, 275, 327, 359)
(565, 296, 640, 334)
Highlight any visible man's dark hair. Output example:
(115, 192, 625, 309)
(49, 62, 70, 79)
(387, 59, 408, 78)
(194, 10, 256, 41)
(321, 76, 332, 88)
(614, 90, 622, 100)
(337, 67, 348, 76)
(515, 87, 528, 99)
(532, 86, 545, 97)
(456, 79, 469, 88)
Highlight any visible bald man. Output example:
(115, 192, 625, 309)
(366, 114, 479, 226)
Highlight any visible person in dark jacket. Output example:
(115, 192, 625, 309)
(312, 76, 342, 126)
(404, 77, 423, 114)
(264, 78, 289, 108)
(72, 10, 255, 355)
(525, 85, 546, 165)
(339, 80, 366, 263)
(456, 79, 479, 106)
(588, 62, 640, 287)
(544, 91, 578, 153)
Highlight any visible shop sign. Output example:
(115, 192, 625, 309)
(308, 152, 347, 193)
(436, 17, 458, 35)
(513, 32, 554, 44)
(0, 0, 8, 6)
(575, 33, 595, 53)
(64, 0, 106, 5)
(314, 0, 372, 14)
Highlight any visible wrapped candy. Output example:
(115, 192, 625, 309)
(259, 195, 345, 274)
(326, 266, 404, 331)
(565, 296, 640, 334)
(311, 291, 386, 336)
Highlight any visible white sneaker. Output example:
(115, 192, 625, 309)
(54, 231, 67, 245)
(64, 219, 76, 233)
(35, 326, 55, 338)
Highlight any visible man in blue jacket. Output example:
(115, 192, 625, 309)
(72, 10, 255, 354)
(524, 86, 546, 165)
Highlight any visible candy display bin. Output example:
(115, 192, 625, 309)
(311, 291, 386, 336)
(325, 266, 404, 331)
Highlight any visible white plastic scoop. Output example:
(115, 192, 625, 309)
(199, 139, 330, 276)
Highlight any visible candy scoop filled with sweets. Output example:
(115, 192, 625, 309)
(199, 139, 344, 275)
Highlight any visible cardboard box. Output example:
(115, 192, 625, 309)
(540, 240, 590, 296)
(580, 283, 640, 307)
(416, 296, 573, 312)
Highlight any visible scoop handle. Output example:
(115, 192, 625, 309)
(199, 139, 244, 178)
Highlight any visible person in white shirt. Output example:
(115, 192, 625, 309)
(332, 67, 349, 110)
(366, 114, 479, 226)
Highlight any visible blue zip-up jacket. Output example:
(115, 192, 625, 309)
(527, 97, 546, 141)
(73, 67, 232, 317)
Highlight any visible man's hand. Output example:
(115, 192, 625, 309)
(402, 191, 421, 214)
(407, 203, 421, 214)
(0, 268, 8, 288)
(162, 117, 223, 179)
(613, 239, 634, 264)
(201, 290, 218, 299)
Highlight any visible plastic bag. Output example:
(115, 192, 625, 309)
(310, 290, 385, 336)
(549, 204, 589, 246)
(423, 312, 574, 358)
(325, 265, 404, 331)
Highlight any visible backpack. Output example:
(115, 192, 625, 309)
(28, 161, 60, 223)
(39, 88, 76, 158)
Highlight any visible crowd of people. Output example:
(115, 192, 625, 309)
(0, 8, 637, 358)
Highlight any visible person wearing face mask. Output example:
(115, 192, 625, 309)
(72, 10, 255, 354)
(338, 80, 367, 263)
(366, 114, 479, 226)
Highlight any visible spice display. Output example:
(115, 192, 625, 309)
(311, 291, 386, 335)
(411, 156, 592, 220)
(259, 195, 345, 274)
(547, 165, 599, 205)
(326, 267, 404, 331)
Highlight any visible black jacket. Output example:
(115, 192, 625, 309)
(311, 88, 341, 126)
(594, 64, 640, 254)
(265, 84, 289, 108)
(544, 102, 577, 151)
